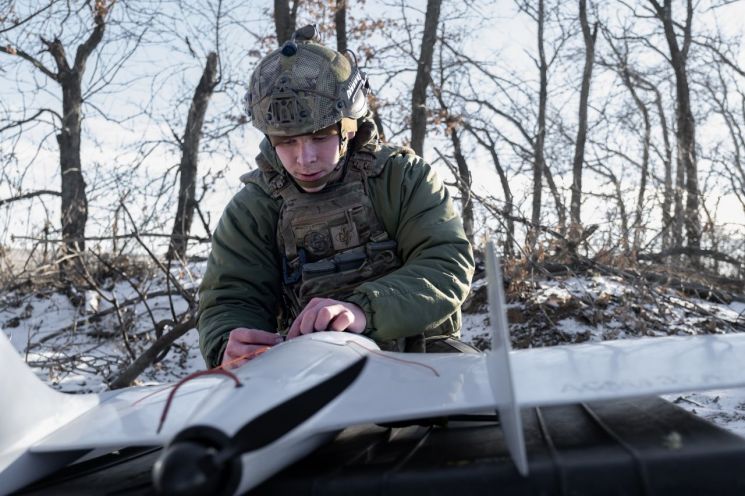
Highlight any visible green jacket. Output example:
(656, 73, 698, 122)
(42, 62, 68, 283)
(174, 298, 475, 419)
(198, 135, 474, 368)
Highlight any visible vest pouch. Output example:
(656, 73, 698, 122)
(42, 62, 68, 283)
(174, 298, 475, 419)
(366, 240, 397, 266)
(302, 259, 337, 280)
(334, 247, 366, 271)
(296, 243, 402, 307)
(366, 240, 397, 255)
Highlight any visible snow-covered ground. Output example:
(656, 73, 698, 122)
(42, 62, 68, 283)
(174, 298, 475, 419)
(2, 264, 745, 437)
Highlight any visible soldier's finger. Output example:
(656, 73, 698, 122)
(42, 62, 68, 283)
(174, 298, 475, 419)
(226, 341, 254, 358)
(328, 309, 353, 332)
(300, 307, 320, 335)
(230, 328, 279, 344)
(314, 305, 339, 332)
(288, 299, 318, 338)
(288, 307, 313, 338)
(223, 343, 267, 369)
(287, 315, 301, 338)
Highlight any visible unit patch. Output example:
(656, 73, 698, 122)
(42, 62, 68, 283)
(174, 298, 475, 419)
(330, 222, 359, 250)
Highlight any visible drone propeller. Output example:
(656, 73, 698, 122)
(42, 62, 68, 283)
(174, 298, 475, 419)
(153, 356, 368, 496)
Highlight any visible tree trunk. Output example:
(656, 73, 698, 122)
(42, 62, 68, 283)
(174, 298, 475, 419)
(587, 164, 629, 252)
(673, 138, 685, 248)
(410, 0, 442, 155)
(530, 0, 547, 246)
(569, 0, 597, 239)
(653, 0, 699, 252)
(37, 6, 109, 276)
(465, 124, 515, 255)
(607, 30, 652, 256)
(544, 163, 566, 233)
(652, 87, 674, 250)
(614, 174, 630, 253)
(449, 129, 473, 244)
(274, 0, 297, 45)
(167, 52, 219, 260)
(630, 101, 651, 253)
(609, 40, 651, 253)
(109, 312, 196, 389)
(334, 0, 347, 54)
(58, 72, 88, 256)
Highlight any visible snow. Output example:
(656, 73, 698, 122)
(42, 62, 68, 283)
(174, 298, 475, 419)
(2, 269, 745, 439)
(729, 300, 745, 318)
(460, 312, 490, 345)
(663, 390, 745, 438)
(555, 317, 601, 340)
(0, 262, 206, 391)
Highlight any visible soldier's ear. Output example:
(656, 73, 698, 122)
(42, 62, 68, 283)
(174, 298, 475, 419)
(345, 130, 356, 141)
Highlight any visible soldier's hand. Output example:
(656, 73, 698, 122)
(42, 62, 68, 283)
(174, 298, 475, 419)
(287, 298, 367, 339)
(221, 328, 283, 368)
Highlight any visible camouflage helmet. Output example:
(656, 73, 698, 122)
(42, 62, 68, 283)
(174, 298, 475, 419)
(244, 25, 369, 137)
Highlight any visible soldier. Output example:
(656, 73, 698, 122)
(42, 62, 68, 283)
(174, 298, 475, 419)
(198, 26, 475, 368)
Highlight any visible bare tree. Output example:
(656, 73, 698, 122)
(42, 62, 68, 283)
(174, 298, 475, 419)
(528, 0, 549, 246)
(569, 0, 598, 238)
(434, 0, 569, 250)
(651, 82, 675, 250)
(410, 0, 442, 156)
(121, 0, 257, 262)
(586, 155, 630, 253)
(648, 0, 700, 252)
(449, 129, 473, 242)
(0, 1, 114, 264)
(706, 65, 745, 217)
(601, 29, 651, 253)
(464, 122, 515, 255)
(166, 51, 219, 260)
(512, 0, 570, 244)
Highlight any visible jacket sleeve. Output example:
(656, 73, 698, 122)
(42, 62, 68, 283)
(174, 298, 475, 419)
(345, 153, 474, 341)
(197, 184, 282, 367)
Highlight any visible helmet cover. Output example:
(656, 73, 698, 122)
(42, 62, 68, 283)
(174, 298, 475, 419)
(244, 26, 369, 137)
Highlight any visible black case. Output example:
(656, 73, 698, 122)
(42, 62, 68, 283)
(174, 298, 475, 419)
(18, 397, 745, 495)
(254, 397, 745, 496)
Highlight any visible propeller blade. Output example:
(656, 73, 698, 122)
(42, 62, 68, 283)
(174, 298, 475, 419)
(216, 355, 367, 462)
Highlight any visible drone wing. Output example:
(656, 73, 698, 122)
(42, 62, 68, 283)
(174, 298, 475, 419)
(0, 331, 226, 494)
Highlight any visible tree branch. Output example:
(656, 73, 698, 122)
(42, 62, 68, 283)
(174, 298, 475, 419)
(108, 311, 197, 389)
(0, 190, 61, 207)
(0, 108, 61, 132)
(0, 45, 58, 80)
(73, 0, 111, 72)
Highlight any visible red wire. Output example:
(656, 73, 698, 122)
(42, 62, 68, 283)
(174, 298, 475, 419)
(153, 346, 272, 433)
(130, 346, 269, 407)
(152, 339, 441, 434)
(156, 368, 242, 434)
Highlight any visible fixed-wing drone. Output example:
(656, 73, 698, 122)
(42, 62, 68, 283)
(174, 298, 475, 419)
(2, 243, 745, 495)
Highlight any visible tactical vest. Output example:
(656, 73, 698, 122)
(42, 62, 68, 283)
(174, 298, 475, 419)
(242, 143, 410, 330)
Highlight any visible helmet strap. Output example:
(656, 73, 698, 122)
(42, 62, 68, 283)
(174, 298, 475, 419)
(338, 117, 358, 158)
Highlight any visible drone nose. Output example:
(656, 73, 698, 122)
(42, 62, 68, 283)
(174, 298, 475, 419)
(152, 439, 238, 496)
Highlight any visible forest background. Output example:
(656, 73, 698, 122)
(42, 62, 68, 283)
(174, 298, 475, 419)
(1, 0, 744, 389)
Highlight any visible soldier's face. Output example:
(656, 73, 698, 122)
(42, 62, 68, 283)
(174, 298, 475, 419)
(272, 126, 343, 192)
